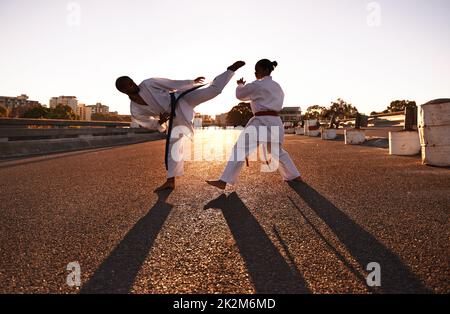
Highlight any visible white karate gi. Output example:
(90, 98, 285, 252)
(130, 70, 234, 178)
(220, 76, 301, 184)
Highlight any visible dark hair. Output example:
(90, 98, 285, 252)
(115, 76, 134, 93)
(255, 59, 278, 72)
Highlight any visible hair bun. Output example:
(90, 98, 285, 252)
(272, 61, 278, 68)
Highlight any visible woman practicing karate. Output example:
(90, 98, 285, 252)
(207, 59, 303, 189)
(115, 61, 245, 191)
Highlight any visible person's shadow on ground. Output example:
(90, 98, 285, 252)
(204, 192, 311, 294)
(80, 190, 173, 294)
(287, 181, 430, 293)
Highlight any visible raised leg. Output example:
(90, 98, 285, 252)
(183, 61, 244, 108)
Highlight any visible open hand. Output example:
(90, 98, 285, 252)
(237, 78, 246, 85)
(194, 77, 205, 84)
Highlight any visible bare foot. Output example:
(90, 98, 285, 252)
(227, 61, 245, 72)
(154, 178, 175, 192)
(206, 180, 227, 190)
(289, 176, 303, 183)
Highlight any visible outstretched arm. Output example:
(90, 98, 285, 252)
(236, 79, 257, 101)
(194, 77, 205, 84)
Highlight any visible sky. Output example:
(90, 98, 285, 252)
(0, 0, 449, 116)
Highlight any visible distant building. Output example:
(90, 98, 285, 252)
(194, 113, 203, 128)
(87, 103, 109, 115)
(215, 113, 228, 126)
(199, 114, 213, 126)
(76, 104, 92, 121)
(117, 114, 131, 122)
(0, 94, 41, 118)
(279, 107, 302, 125)
(192, 114, 214, 127)
(49, 96, 78, 113)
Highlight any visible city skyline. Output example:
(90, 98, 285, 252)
(1, 0, 449, 116)
(0, 92, 233, 117)
(0, 93, 115, 110)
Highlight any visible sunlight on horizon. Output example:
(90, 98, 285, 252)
(184, 128, 273, 163)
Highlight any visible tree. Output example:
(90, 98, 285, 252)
(309, 99, 359, 128)
(385, 100, 416, 113)
(20, 105, 49, 119)
(324, 98, 359, 120)
(46, 105, 77, 120)
(91, 113, 130, 121)
(0, 106, 7, 117)
(226, 102, 253, 127)
(91, 113, 114, 121)
(303, 105, 327, 120)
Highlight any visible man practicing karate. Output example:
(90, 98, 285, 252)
(115, 61, 245, 191)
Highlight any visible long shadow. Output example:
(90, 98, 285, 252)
(204, 192, 310, 294)
(288, 181, 430, 293)
(81, 190, 173, 294)
(286, 196, 372, 291)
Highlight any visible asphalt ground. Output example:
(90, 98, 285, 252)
(0, 132, 448, 293)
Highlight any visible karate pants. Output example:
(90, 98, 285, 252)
(167, 70, 234, 178)
(220, 124, 301, 184)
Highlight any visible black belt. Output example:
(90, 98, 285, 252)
(164, 85, 205, 170)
